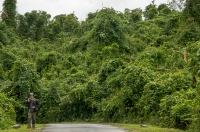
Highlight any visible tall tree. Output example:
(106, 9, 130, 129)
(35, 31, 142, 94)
(91, 8, 124, 45)
(52, 13, 79, 34)
(184, 0, 200, 23)
(144, 3, 158, 20)
(2, 0, 17, 28)
(21, 10, 51, 40)
(123, 8, 142, 23)
(168, 0, 185, 10)
(169, 0, 200, 23)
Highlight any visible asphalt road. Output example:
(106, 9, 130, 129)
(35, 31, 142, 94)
(42, 124, 125, 132)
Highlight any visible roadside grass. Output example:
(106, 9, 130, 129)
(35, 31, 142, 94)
(111, 123, 185, 132)
(1, 124, 45, 132)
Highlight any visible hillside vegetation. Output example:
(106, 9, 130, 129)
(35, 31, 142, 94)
(0, 0, 200, 131)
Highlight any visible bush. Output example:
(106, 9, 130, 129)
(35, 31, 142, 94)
(97, 64, 155, 122)
(0, 93, 16, 130)
(159, 89, 196, 130)
(138, 70, 193, 124)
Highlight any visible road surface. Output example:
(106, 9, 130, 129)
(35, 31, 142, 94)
(42, 124, 125, 132)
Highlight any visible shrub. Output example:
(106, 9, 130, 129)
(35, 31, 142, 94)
(0, 93, 16, 130)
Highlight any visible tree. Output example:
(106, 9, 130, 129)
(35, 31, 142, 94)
(169, 0, 200, 23)
(130, 8, 143, 22)
(52, 13, 79, 35)
(184, 0, 200, 23)
(23, 10, 51, 40)
(123, 8, 142, 23)
(158, 4, 171, 15)
(0, 22, 10, 45)
(2, 0, 17, 28)
(144, 3, 158, 20)
(16, 14, 28, 38)
(91, 8, 125, 46)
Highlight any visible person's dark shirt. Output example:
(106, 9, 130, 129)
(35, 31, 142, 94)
(25, 98, 39, 113)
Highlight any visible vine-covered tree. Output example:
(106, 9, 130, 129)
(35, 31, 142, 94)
(169, 0, 200, 23)
(158, 4, 171, 15)
(143, 3, 158, 19)
(2, 0, 17, 28)
(91, 8, 125, 46)
(184, 0, 200, 23)
(23, 10, 51, 40)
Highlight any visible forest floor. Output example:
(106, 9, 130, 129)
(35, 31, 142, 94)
(1, 123, 185, 132)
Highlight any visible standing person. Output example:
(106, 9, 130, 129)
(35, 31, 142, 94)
(25, 93, 39, 129)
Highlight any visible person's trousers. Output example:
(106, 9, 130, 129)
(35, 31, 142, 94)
(28, 112, 36, 128)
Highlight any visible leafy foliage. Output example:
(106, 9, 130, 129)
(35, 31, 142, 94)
(0, 93, 16, 130)
(2, 0, 17, 27)
(144, 3, 158, 20)
(1, 0, 200, 131)
(91, 8, 125, 46)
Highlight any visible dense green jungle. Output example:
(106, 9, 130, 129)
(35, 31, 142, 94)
(1, 0, 200, 131)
